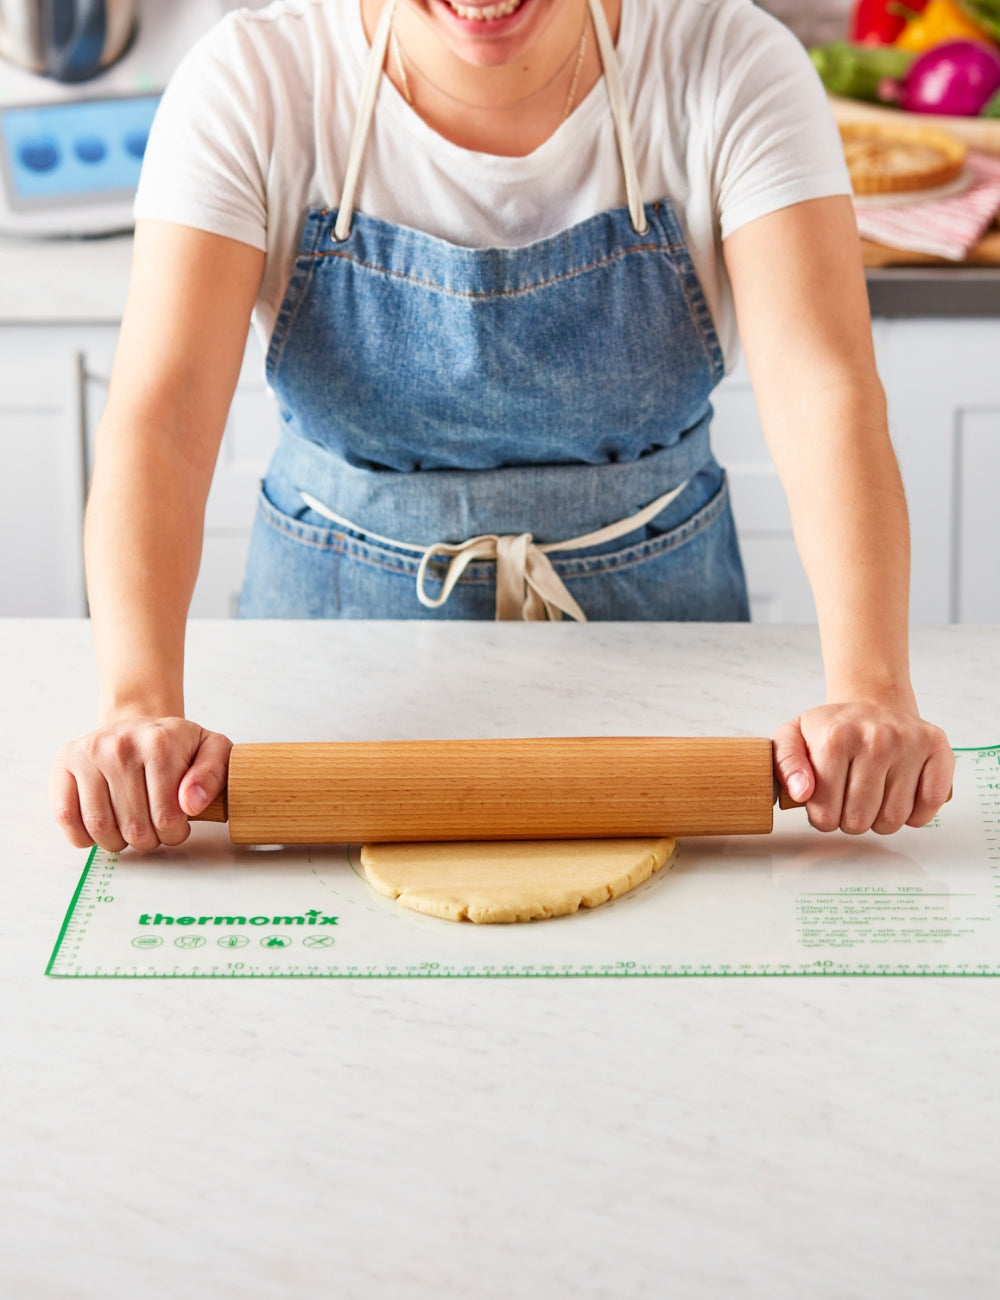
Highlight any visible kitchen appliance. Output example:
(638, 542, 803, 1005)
(0, 88, 157, 232)
(191, 736, 802, 844)
(0, 0, 136, 82)
(0, 0, 259, 235)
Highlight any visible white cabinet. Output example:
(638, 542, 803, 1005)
(3, 315, 1000, 621)
(0, 321, 280, 619)
(713, 317, 1000, 625)
(954, 408, 1000, 623)
(871, 318, 1000, 623)
(0, 327, 88, 615)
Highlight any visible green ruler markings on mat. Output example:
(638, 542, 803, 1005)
(46, 746, 1000, 978)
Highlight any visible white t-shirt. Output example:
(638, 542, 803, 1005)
(134, 0, 851, 370)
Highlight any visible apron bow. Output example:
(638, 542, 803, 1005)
(417, 532, 586, 623)
(299, 478, 691, 623)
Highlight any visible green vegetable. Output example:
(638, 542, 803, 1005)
(981, 86, 1000, 114)
(810, 41, 915, 101)
(958, 1, 1000, 41)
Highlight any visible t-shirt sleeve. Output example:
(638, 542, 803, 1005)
(708, 4, 851, 241)
(132, 15, 272, 251)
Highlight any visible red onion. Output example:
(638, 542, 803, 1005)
(897, 39, 1000, 116)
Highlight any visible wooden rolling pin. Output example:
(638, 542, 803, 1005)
(193, 737, 797, 844)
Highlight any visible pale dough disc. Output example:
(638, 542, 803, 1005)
(358, 837, 676, 924)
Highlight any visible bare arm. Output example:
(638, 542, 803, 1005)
(52, 219, 266, 851)
(723, 195, 953, 833)
(88, 219, 265, 718)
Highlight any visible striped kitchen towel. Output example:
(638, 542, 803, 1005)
(853, 150, 1000, 261)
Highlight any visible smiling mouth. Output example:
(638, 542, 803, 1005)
(444, 0, 527, 20)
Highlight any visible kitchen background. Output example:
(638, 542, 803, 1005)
(762, 0, 851, 45)
(0, 0, 996, 622)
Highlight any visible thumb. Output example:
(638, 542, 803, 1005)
(179, 732, 233, 817)
(772, 719, 815, 805)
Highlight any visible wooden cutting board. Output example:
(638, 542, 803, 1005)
(829, 94, 1000, 156)
(829, 96, 1000, 266)
(860, 227, 1000, 266)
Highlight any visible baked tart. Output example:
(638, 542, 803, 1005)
(839, 121, 967, 196)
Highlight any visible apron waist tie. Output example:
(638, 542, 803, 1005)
(299, 480, 689, 622)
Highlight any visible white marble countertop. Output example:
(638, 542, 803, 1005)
(3, 619, 1000, 1299)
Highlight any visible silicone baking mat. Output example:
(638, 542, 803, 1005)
(47, 746, 1000, 978)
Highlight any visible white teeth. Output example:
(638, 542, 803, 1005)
(449, 0, 523, 19)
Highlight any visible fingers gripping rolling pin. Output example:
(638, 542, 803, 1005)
(192, 737, 798, 843)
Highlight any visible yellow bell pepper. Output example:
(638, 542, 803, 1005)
(896, 0, 993, 50)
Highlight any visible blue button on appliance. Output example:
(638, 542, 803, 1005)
(0, 92, 160, 236)
(74, 135, 108, 165)
(19, 137, 61, 172)
(123, 128, 148, 160)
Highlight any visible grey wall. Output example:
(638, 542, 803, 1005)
(758, 0, 852, 46)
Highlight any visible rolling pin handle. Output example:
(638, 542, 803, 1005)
(191, 788, 228, 824)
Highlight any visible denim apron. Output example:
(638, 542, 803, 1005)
(239, 0, 749, 622)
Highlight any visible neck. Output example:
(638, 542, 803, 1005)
(362, 0, 619, 156)
(388, 0, 592, 114)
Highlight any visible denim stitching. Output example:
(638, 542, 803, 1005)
(265, 215, 325, 386)
(254, 478, 730, 584)
(641, 201, 725, 384)
(663, 245, 724, 383)
(310, 241, 684, 300)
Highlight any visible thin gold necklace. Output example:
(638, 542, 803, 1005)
(390, 12, 589, 124)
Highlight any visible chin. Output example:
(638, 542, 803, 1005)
(419, 0, 560, 66)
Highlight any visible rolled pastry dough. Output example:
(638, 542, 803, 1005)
(359, 837, 675, 924)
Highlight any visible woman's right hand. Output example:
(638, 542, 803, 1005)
(51, 718, 233, 853)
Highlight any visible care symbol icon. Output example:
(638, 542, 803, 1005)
(174, 935, 207, 949)
(303, 935, 336, 949)
(218, 934, 249, 949)
(262, 935, 292, 948)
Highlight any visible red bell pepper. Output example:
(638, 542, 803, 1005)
(850, 0, 930, 44)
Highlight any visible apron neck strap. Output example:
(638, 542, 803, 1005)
(587, 0, 647, 234)
(334, 0, 647, 240)
(334, 0, 399, 242)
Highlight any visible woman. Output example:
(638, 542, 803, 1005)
(51, 0, 955, 851)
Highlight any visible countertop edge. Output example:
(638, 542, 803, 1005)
(866, 267, 1000, 319)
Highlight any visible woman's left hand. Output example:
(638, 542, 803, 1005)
(772, 704, 955, 835)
